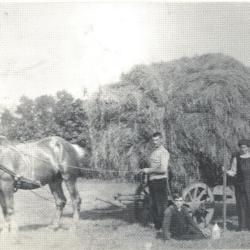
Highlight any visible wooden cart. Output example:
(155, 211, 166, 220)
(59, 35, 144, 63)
(114, 173, 236, 227)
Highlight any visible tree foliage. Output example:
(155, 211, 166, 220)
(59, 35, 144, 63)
(1, 91, 90, 148)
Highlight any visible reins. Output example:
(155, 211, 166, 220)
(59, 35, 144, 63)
(0, 143, 139, 195)
(66, 165, 138, 174)
(0, 164, 19, 179)
(0, 163, 42, 191)
(3, 143, 139, 174)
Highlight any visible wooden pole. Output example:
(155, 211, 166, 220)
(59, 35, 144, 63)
(222, 163, 227, 231)
(223, 99, 228, 232)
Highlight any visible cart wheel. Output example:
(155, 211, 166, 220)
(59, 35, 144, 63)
(182, 182, 215, 227)
(134, 185, 152, 226)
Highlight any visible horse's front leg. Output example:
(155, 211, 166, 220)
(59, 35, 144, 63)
(48, 179, 66, 230)
(0, 177, 18, 234)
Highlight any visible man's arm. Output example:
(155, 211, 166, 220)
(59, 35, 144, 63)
(227, 157, 237, 177)
(144, 150, 169, 174)
(183, 206, 204, 234)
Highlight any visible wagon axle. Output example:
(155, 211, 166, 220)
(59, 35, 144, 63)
(114, 193, 146, 203)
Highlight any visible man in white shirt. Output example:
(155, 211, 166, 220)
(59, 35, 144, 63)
(142, 132, 170, 230)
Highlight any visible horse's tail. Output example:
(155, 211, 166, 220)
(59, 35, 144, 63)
(72, 144, 86, 160)
(49, 137, 64, 164)
(49, 136, 86, 165)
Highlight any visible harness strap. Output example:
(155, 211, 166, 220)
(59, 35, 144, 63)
(0, 164, 41, 191)
(0, 164, 18, 179)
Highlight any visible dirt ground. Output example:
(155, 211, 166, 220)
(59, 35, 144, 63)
(0, 179, 250, 250)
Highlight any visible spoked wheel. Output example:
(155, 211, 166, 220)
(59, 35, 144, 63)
(182, 182, 215, 227)
(134, 184, 152, 226)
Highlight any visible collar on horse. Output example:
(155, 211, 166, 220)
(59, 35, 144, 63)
(0, 164, 41, 191)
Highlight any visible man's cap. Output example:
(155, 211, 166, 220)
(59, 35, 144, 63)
(238, 139, 250, 147)
(152, 132, 162, 138)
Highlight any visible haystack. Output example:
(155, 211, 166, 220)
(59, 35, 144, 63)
(162, 54, 250, 188)
(88, 54, 250, 189)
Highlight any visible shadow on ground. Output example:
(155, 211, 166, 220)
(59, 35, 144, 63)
(18, 198, 239, 232)
(78, 203, 137, 224)
(19, 224, 49, 231)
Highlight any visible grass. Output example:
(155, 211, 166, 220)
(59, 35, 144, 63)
(0, 179, 249, 250)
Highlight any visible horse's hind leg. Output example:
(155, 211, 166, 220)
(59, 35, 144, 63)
(48, 178, 66, 230)
(0, 190, 7, 232)
(0, 190, 7, 217)
(63, 175, 81, 224)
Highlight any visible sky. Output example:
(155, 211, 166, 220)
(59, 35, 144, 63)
(1, 2, 250, 106)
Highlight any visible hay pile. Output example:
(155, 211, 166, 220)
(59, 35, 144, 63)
(88, 53, 250, 188)
(162, 54, 250, 187)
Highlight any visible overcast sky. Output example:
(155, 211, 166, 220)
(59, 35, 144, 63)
(1, 2, 250, 106)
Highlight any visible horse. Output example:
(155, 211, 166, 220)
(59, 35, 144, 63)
(0, 136, 86, 233)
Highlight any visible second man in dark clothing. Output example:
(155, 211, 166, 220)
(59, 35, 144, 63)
(162, 195, 210, 240)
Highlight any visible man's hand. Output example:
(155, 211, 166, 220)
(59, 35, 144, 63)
(136, 168, 148, 175)
(222, 166, 230, 174)
(137, 168, 150, 174)
(222, 166, 230, 175)
(201, 228, 211, 238)
(142, 168, 150, 174)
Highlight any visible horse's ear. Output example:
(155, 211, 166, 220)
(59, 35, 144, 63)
(0, 136, 9, 145)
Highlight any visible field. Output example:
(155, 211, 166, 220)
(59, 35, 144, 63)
(0, 179, 250, 250)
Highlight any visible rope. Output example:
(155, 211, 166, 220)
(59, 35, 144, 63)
(29, 189, 72, 207)
(90, 208, 124, 214)
(29, 189, 55, 203)
(0, 142, 140, 205)
(5, 144, 138, 175)
(67, 165, 138, 174)
(29, 189, 125, 213)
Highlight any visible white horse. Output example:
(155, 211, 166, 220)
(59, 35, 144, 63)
(0, 136, 86, 233)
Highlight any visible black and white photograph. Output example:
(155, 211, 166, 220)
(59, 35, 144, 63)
(1, 1, 250, 249)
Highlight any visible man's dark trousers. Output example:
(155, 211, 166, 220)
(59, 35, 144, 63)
(148, 178, 168, 230)
(162, 205, 205, 240)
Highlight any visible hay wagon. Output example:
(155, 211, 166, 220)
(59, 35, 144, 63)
(114, 173, 236, 227)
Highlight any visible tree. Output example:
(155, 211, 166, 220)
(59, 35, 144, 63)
(34, 95, 57, 137)
(1, 109, 17, 139)
(53, 91, 90, 147)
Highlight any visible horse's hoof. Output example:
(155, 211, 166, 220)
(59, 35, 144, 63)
(47, 223, 61, 231)
(1, 224, 10, 234)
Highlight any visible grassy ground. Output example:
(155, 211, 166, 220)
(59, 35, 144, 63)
(0, 179, 249, 250)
